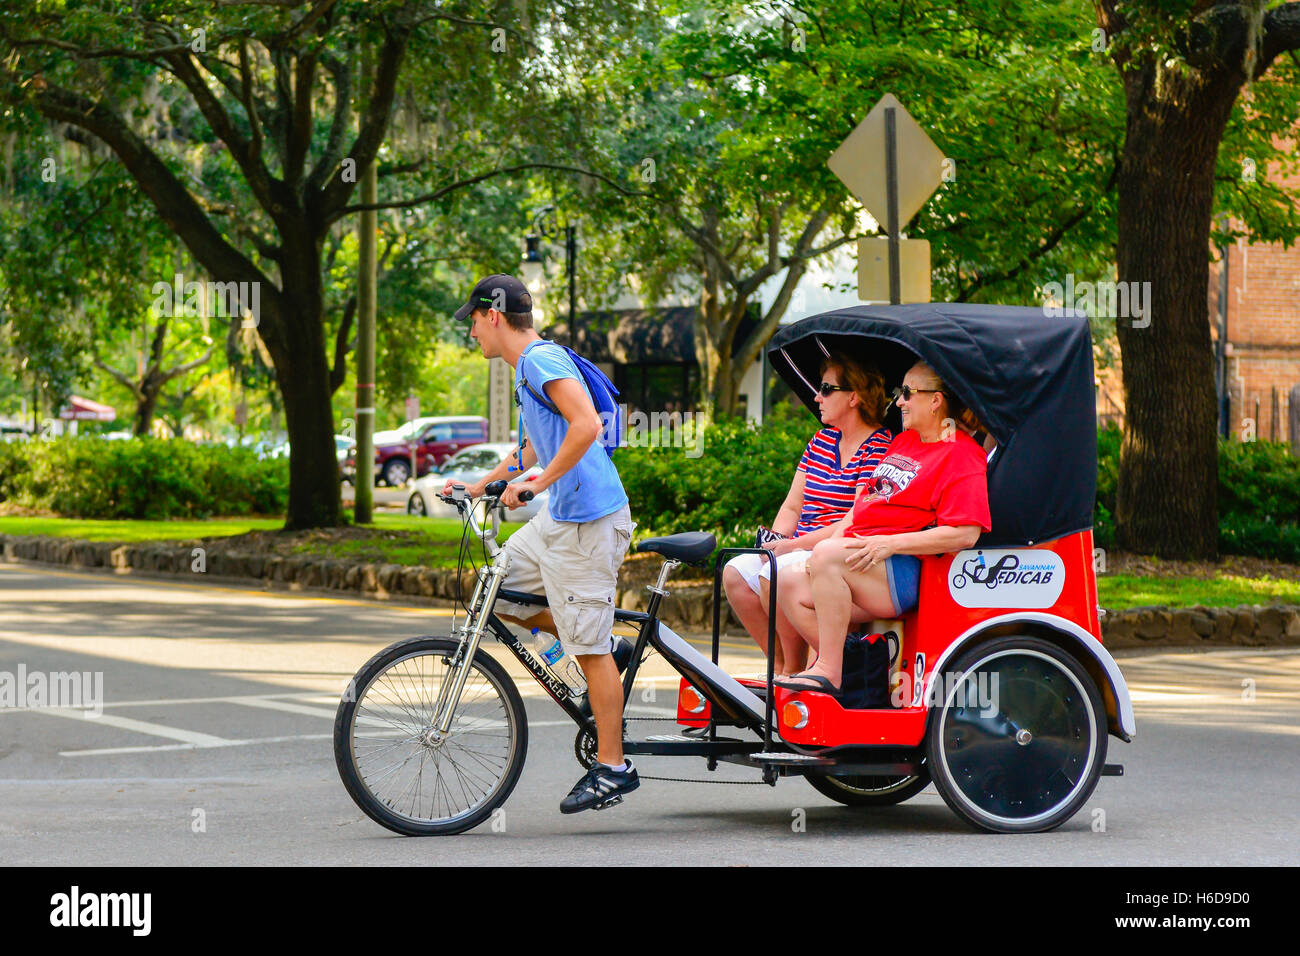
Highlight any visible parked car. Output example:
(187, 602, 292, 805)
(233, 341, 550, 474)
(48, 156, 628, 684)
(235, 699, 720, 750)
(333, 435, 354, 482)
(407, 442, 548, 522)
(264, 435, 352, 466)
(371, 417, 446, 446)
(346, 416, 488, 487)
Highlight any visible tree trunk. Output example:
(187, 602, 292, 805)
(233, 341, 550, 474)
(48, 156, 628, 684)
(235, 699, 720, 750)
(694, 265, 724, 416)
(1113, 62, 1238, 559)
(711, 353, 738, 417)
(268, 233, 342, 528)
(273, 319, 341, 529)
(133, 381, 159, 438)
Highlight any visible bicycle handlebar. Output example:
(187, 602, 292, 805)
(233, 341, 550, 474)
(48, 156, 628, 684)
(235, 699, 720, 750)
(483, 478, 534, 503)
(437, 480, 534, 507)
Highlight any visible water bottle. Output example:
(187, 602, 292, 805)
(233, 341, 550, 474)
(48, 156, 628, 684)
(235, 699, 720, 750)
(529, 628, 587, 699)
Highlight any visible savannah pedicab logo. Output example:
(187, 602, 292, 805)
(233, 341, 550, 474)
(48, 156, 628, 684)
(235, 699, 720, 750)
(948, 549, 1066, 609)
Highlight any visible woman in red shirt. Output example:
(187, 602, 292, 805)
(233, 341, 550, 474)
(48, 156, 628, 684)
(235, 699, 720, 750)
(774, 361, 992, 694)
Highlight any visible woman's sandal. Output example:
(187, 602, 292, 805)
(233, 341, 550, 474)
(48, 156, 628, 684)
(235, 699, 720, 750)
(773, 673, 842, 695)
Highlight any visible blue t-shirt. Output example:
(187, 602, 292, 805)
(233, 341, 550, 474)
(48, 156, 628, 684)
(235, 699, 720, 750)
(515, 340, 628, 523)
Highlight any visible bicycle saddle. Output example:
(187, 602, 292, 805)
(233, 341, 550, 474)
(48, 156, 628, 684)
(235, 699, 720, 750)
(635, 532, 717, 564)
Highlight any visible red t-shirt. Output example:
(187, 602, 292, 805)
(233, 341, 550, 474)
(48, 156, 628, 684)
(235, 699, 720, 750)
(847, 429, 992, 537)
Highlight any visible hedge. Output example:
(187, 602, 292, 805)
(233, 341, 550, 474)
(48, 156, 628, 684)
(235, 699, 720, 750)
(0, 437, 289, 520)
(1094, 425, 1300, 562)
(620, 416, 1300, 561)
(617, 406, 811, 551)
(2, 424, 1296, 560)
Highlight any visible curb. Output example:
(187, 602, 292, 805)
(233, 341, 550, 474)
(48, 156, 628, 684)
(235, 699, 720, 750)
(3, 533, 1298, 649)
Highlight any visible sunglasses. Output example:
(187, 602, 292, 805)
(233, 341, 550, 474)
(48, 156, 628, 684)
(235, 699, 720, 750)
(816, 382, 852, 396)
(891, 385, 941, 403)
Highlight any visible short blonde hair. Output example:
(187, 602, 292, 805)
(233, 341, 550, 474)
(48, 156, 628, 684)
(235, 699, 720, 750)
(910, 361, 984, 435)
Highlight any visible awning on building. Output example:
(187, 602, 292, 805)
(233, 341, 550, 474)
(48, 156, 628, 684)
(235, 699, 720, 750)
(58, 396, 117, 421)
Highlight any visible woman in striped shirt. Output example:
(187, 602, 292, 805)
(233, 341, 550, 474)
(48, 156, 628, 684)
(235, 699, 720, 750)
(723, 352, 892, 675)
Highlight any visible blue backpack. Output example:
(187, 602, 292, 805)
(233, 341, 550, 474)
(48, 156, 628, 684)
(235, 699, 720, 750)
(518, 343, 623, 457)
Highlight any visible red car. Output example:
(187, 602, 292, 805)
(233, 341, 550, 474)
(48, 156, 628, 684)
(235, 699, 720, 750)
(346, 416, 488, 487)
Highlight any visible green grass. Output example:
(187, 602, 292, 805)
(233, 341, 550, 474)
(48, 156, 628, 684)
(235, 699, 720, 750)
(0, 516, 283, 541)
(1098, 574, 1300, 610)
(290, 513, 525, 568)
(0, 512, 522, 570)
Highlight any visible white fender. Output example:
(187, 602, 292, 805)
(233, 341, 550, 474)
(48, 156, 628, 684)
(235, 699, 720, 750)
(926, 612, 1136, 741)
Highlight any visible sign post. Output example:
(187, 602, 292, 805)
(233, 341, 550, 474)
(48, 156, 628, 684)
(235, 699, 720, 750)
(487, 357, 512, 444)
(354, 40, 378, 520)
(885, 105, 901, 303)
(828, 93, 945, 304)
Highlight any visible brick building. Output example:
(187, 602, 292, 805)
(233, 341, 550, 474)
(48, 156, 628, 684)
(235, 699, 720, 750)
(1097, 152, 1300, 450)
(1210, 236, 1300, 445)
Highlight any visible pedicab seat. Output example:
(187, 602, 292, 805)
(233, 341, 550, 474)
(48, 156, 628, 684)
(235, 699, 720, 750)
(636, 532, 717, 565)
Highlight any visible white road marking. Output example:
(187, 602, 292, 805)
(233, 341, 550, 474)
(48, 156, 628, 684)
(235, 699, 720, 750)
(38, 708, 231, 747)
(230, 697, 342, 721)
(57, 719, 582, 757)
(0, 777, 276, 786)
(0, 690, 347, 714)
(14, 682, 682, 758)
(60, 733, 331, 757)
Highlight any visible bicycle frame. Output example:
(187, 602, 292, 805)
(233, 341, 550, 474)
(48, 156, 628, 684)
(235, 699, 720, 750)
(436, 489, 773, 755)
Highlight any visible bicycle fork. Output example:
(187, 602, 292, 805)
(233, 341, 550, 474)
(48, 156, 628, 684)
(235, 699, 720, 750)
(430, 552, 512, 738)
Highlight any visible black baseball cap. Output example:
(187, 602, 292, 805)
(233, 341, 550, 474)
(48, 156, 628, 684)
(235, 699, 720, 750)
(453, 274, 533, 321)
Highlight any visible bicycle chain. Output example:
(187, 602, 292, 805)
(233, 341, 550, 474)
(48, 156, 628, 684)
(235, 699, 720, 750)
(621, 716, 773, 785)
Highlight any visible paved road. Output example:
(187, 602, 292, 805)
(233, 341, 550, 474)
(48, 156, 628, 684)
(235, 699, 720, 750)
(2, 563, 1297, 865)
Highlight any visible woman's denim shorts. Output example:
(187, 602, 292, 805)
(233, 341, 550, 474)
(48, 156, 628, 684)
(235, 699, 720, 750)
(884, 554, 922, 616)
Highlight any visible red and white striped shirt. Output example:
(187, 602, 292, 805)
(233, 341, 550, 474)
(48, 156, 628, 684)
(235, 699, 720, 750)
(794, 426, 893, 536)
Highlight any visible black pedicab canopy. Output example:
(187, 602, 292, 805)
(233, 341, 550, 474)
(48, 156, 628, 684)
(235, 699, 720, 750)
(767, 303, 1098, 548)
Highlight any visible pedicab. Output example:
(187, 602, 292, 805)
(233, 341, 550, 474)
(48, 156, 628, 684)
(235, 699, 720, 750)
(333, 302, 1133, 835)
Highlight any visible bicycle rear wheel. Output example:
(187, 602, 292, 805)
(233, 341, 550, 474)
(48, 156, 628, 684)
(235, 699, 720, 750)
(334, 636, 528, 835)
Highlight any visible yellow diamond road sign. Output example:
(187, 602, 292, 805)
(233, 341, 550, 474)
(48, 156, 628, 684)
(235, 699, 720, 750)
(828, 93, 945, 229)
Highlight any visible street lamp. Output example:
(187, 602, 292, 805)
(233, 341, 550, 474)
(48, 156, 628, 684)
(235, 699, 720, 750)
(520, 233, 546, 323)
(521, 206, 577, 347)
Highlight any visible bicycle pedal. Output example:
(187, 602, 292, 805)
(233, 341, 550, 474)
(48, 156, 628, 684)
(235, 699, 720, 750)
(593, 794, 624, 810)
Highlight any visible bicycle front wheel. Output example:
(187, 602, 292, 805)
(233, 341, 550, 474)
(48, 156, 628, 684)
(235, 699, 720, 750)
(334, 636, 528, 836)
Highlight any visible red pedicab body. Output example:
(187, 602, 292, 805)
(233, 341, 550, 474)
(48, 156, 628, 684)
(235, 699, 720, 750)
(676, 303, 1135, 832)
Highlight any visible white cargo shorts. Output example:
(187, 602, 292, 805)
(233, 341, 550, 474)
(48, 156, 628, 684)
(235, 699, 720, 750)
(495, 503, 634, 657)
(726, 549, 811, 594)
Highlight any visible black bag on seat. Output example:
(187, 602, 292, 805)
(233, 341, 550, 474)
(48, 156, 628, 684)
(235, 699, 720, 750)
(840, 631, 891, 709)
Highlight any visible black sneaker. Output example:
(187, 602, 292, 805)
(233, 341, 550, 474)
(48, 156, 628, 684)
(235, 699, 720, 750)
(559, 760, 640, 814)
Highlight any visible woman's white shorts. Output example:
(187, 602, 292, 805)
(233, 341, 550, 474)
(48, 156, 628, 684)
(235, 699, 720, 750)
(725, 549, 812, 594)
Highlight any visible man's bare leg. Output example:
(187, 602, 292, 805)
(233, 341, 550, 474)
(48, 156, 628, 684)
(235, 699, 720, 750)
(504, 610, 624, 764)
(575, 652, 624, 766)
